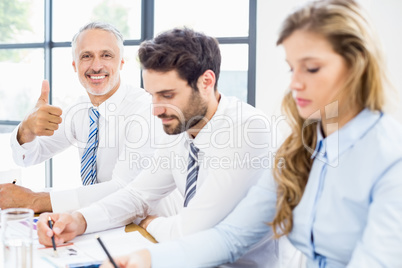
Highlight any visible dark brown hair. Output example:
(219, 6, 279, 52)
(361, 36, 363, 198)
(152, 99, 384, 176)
(138, 28, 221, 91)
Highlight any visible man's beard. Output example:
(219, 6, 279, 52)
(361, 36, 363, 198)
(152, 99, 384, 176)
(159, 90, 208, 135)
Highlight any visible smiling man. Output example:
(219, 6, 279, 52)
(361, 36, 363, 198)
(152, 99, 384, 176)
(3, 22, 181, 216)
(72, 25, 123, 106)
(37, 28, 284, 267)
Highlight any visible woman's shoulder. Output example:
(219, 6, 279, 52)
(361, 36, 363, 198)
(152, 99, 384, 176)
(365, 113, 402, 162)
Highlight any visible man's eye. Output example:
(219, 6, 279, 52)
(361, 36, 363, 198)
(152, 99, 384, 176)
(81, 55, 90, 59)
(307, 68, 320, 73)
(163, 94, 173, 99)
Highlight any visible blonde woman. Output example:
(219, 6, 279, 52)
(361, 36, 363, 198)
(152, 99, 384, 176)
(101, 0, 402, 267)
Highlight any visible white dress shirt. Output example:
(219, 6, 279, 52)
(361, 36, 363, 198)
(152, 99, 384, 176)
(79, 95, 273, 243)
(10, 84, 181, 215)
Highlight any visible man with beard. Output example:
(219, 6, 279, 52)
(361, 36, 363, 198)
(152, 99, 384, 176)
(37, 28, 273, 248)
(3, 22, 181, 216)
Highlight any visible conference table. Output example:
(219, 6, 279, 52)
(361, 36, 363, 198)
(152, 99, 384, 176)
(2, 216, 157, 268)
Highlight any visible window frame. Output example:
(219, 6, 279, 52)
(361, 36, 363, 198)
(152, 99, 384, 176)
(0, 0, 257, 186)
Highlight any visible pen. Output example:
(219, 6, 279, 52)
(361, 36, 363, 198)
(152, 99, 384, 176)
(48, 216, 58, 257)
(12, 179, 16, 184)
(96, 235, 119, 268)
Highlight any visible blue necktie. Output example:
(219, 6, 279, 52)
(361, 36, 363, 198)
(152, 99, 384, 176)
(81, 107, 100, 185)
(184, 142, 200, 207)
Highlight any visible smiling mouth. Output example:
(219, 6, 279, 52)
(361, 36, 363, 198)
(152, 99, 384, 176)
(88, 74, 107, 80)
(90, 75, 105, 79)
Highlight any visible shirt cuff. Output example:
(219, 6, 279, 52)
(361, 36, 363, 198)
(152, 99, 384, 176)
(146, 217, 163, 235)
(78, 204, 110, 234)
(146, 215, 182, 242)
(9, 126, 26, 155)
(20, 139, 38, 150)
(9, 125, 38, 166)
(50, 189, 81, 213)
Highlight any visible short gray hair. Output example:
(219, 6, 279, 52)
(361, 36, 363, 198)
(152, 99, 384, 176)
(71, 21, 124, 60)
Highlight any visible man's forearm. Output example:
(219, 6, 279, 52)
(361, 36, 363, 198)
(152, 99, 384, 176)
(0, 184, 52, 213)
(32, 192, 52, 213)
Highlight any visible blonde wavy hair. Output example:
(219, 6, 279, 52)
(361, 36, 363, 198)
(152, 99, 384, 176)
(270, 0, 389, 237)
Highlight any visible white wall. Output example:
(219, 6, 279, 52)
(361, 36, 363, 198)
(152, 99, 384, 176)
(256, 0, 402, 123)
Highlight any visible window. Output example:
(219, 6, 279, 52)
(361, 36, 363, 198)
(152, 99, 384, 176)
(0, 0, 256, 187)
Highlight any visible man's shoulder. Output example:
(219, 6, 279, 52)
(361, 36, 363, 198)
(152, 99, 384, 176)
(218, 95, 268, 125)
(121, 84, 150, 102)
(119, 84, 152, 111)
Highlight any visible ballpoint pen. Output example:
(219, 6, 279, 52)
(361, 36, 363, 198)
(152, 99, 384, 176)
(96, 235, 119, 268)
(48, 216, 58, 257)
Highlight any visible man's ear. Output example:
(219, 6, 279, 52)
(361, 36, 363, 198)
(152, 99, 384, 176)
(199, 69, 216, 94)
(72, 61, 77, 72)
(120, 58, 125, 70)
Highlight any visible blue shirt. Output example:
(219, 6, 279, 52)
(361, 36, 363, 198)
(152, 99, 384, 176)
(148, 109, 402, 267)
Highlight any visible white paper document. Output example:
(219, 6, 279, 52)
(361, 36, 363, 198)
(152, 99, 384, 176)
(36, 227, 153, 268)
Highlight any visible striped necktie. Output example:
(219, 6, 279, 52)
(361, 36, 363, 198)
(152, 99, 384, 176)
(81, 107, 100, 185)
(184, 142, 200, 207)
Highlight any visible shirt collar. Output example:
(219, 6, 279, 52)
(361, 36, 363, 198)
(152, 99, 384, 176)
(311, 123, 326, 161)
(98, 83, 127, 118)
(313, 108, 382, 165)
(82, 83, 127, 119)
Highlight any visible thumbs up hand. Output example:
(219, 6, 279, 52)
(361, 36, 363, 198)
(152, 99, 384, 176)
(17, 80, 63, 145)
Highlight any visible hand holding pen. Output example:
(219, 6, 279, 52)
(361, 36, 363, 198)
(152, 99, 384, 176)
(37, 212, 87, 249)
